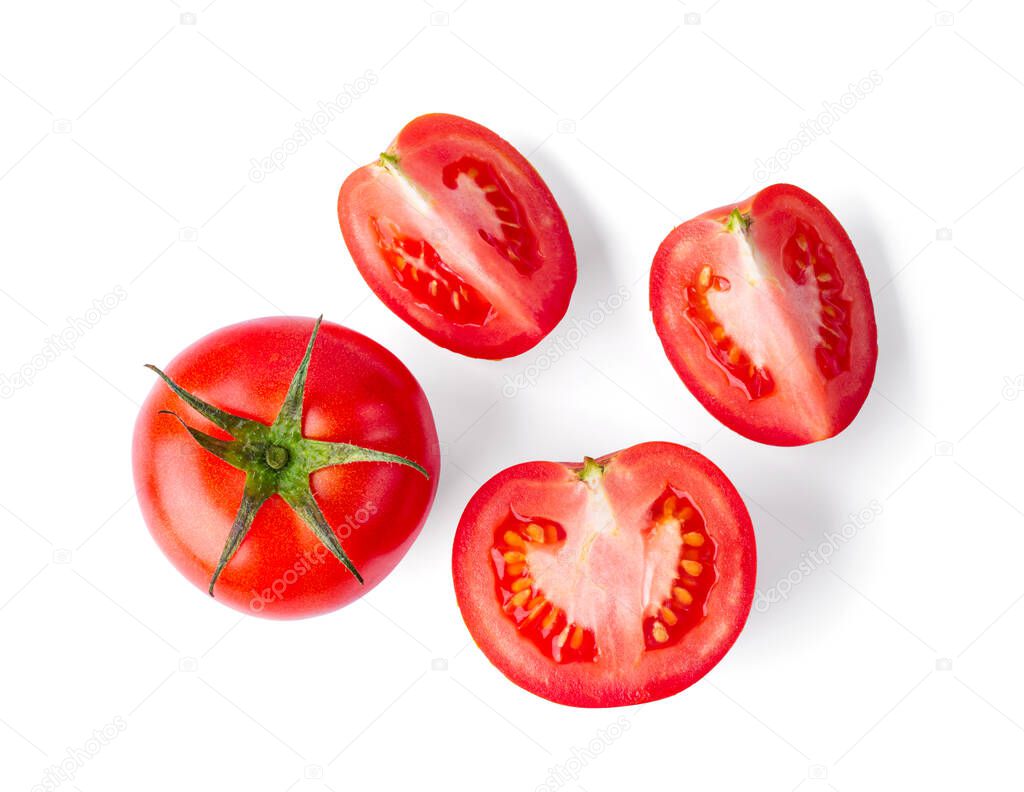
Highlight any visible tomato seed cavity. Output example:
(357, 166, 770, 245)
(782, 221, 853, 379)
(491, 511, 598, 664)
(370, 217, 493, 325)
(441, 156, 541, 277)
(642, 488, 718, 651)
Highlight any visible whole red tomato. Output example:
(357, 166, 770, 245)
(133, 316, 439, 619)
(338, 113, 577, 359)
(452, 441, 755, 707)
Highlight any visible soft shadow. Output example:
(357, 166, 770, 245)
(736, 198, 916, 651)
(528, 142, 619, 318)
(840, 193, 918, 436)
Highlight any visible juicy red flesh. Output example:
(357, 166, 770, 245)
(370, 217, 492, 326)
(453, 441, 757, 707)
(650, 184, 878, 446)
(441, 156, 540, 276)
(686, 271, 776, 399)
(491, 510, 598, 664)
(782, 220, 852, 379)
(339, 114, 578, 359)
(642, 488, 718, 651)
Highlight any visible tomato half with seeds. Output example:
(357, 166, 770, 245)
(338, 113, 576, 359)
(452, 442, 755, 707)
(132, 316, 439, 619)
(650, 184, 877, 445)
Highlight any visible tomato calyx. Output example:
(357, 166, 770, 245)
(577, 456, 605, 484)
(145, 316, 429, 596)
(724, 208, 751, 234)
(375, 151, 432, 214)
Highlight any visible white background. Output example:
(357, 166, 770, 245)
(1, 0, 1021, 789)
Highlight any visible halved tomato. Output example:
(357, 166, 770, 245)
(338, 113, 576, 359)
(452, 441, 755, 707)
(650, 184, 877, 445)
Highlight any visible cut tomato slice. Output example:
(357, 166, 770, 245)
(338, 114, 577, 359)
(452, 442, 755, 707)
(650, 184, 877, 445)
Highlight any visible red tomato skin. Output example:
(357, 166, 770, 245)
(132, 317, 439, 619)
(338, 113, 576, 360)
(650, 184, 877, 446)
(452, 442, 756, 707)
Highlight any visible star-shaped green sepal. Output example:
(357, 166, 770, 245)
(146, 316, 429, 596)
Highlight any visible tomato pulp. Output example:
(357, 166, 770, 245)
(133, 317, 439, 618)
(452, 442, 755, 707)
(650, 184, 877, 445)
(338, 113, 576, 359)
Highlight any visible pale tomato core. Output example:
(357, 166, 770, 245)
(681, 212, 857, 437)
